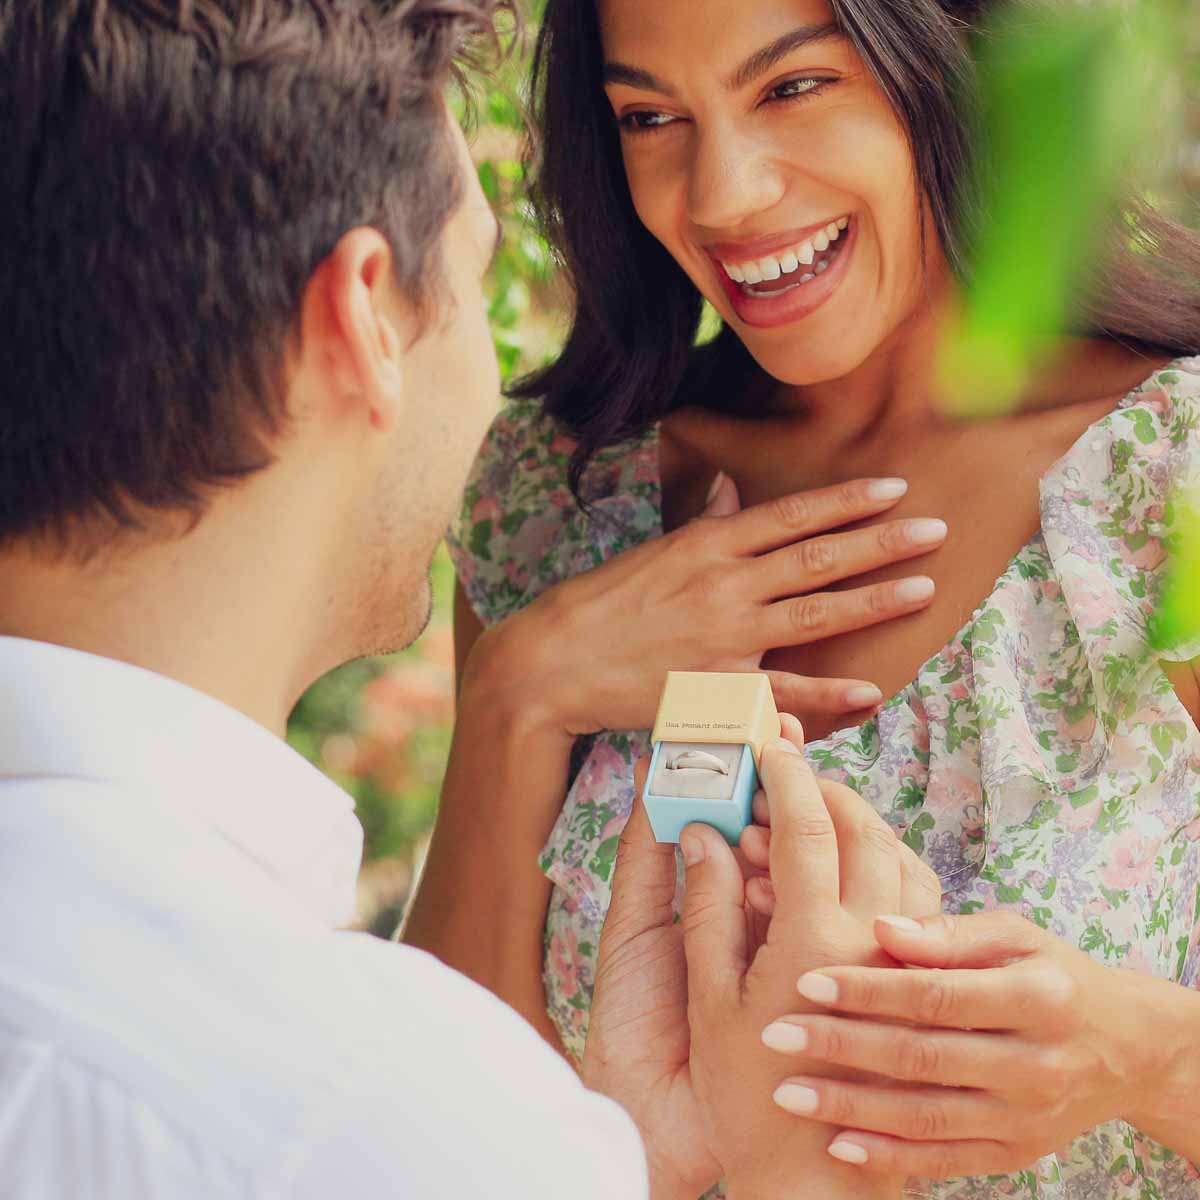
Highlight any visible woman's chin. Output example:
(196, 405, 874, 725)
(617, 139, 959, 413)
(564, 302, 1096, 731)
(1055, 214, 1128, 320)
(739, 338, 875, 389)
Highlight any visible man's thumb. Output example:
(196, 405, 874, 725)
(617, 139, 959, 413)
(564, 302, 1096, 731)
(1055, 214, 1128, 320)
(701, 471, 741, 519)
(679, 823, 749, 1006)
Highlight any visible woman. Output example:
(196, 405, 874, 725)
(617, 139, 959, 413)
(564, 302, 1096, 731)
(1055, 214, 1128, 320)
(416, 0, 1200, 1195)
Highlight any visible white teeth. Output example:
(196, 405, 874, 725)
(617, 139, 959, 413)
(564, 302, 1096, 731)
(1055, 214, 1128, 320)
(717, 215, 851, 289)
(757, 256, 782, 281)
(800, 272, 814, 283)
(815, 260, 828, 274)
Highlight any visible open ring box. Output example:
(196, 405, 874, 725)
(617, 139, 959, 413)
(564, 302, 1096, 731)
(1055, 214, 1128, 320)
(643, 671, 782, 845)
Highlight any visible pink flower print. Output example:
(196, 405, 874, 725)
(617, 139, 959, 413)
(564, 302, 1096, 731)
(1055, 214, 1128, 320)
(947, 681, 970, 703)
(1066, 796, 1102, 833)
(599, 812, 629, 844)
(926, 767, 978, 814)
(1100, 827, 1160, 891)
(1180, 819, 1200, 842)
(555, 865, 601, 904)
(1116, 1168, 1136, 1188)
(1058, 709, 1097, 744)
(1117, 536, 1166, 572)
(1146, 502, 1166, 522)
(1041, 581, 1062, 601)
(550, 433, 579, 457)
(1082, 896, 1112, 918)
(578, 742, 630, 793)
(471, 494, 501, 524)
(1068, 582, 1119, 633)
(549, 927, 582, 999)
(1141, 386, 1172, 417)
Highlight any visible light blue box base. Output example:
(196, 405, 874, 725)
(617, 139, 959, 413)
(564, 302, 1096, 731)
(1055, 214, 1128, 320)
(642, 742, 757, 846)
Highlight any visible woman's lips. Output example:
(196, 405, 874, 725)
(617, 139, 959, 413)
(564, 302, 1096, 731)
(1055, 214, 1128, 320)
(711, 217, 858, 331)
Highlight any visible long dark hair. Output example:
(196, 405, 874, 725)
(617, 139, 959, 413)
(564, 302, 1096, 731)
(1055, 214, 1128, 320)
(512, 0, 1200, 494)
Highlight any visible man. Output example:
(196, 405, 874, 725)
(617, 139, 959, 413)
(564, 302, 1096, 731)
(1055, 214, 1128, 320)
(0, 3, 912, 1197)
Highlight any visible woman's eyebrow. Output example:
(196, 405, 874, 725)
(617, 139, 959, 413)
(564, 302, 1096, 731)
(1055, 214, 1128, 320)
(602, 22, 843, 97)
(727, 22, 842, 90)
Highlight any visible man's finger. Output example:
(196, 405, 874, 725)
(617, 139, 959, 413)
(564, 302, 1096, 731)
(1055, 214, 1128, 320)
(871, 911, 1042, 969)
(679, 822, 750, 1013)
(761, 717, 840, 914)
(605, 758, 681, 943)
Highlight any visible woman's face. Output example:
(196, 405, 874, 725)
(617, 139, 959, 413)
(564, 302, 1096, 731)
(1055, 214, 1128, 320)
(599, 0, 948, 386)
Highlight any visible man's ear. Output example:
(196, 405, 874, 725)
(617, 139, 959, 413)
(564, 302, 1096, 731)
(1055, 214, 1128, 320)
(300, 227, 408, 433)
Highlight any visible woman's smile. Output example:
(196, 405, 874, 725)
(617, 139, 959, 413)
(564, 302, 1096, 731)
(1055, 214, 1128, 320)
(707, 213, 858, 329)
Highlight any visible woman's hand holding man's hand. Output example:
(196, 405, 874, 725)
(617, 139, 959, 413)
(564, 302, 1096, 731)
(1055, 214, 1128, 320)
(582, 714, 940, 1200)
(466, 476, 946, 739)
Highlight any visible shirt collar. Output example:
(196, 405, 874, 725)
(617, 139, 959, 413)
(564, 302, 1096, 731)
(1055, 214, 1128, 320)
(0, 636, 363, 928)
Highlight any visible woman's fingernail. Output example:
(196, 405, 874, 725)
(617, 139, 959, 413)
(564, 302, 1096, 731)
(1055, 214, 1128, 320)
(770, 737, 802, 756)
(845, 684, 883, 708)
(680, 832, 705, 866)
(867, 478, 908, 501)
(828, 1140, 869, 1165)
(877, 914, 923, 932)
(773, 1083, 819, 1114)
(797, 972, 839, 1004)
(905, 518, 948, 546)
(705, 471, 726, 504)
(762, 1021, 808, 1052)
(895, 575, 935, 604)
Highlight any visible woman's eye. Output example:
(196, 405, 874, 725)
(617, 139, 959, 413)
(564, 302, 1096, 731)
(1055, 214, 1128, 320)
(769, 76, 830, 103)
(618, 110, 679, 135)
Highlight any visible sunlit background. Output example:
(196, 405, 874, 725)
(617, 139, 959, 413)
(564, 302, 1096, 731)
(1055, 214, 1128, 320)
(287, 2, 1200, 939)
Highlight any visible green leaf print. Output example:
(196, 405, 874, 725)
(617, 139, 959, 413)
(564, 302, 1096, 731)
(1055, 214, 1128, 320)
(902, 812, 935, 855)
(468, 518, 493, 562)
(588, 835, 620, 882)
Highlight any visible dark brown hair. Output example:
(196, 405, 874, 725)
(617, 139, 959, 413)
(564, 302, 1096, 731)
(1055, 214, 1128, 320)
(0, 0, 504, 545)
(514, 0, 1200, 494)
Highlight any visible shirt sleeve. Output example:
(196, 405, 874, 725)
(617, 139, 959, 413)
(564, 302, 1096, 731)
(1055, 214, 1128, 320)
(281, 936, 650, 1200)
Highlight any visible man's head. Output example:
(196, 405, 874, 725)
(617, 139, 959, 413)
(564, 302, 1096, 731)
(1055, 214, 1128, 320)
(0, 0, 504, 682)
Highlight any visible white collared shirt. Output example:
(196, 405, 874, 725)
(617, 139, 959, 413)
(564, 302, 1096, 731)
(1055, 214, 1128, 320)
(0, 637, 647, 1199)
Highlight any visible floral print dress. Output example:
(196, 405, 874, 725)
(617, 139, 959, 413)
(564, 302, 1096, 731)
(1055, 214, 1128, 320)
(446, 359, 1200, 1200)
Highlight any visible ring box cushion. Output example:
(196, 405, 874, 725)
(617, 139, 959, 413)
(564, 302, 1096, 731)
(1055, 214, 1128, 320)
(643, 672, 781, 846)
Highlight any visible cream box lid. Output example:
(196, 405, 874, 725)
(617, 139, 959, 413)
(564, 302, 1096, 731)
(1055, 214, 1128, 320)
(650, 671, 781, 765)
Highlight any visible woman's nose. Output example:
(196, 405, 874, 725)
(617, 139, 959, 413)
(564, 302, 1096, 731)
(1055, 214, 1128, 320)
(686, 129, 787, 232)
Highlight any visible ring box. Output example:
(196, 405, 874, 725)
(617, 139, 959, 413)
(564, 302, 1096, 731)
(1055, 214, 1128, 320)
(642, 671, 781, 846)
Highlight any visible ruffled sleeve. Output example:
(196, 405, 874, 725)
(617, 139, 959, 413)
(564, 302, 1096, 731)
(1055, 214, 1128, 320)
(445, 398, 663, 627)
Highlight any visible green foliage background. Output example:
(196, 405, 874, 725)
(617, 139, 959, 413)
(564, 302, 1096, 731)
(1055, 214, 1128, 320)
(288, 3, 1200, 939)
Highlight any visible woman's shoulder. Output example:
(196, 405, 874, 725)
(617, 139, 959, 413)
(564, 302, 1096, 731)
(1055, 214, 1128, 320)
(1040, 354, 1200, 659)
(446, 397, 663, 626)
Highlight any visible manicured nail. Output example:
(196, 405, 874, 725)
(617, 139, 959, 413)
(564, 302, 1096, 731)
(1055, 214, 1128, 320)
(770, 737, 802, 756)
(762, 1021, 808, 1052)
(828, 1140, 869, 1165)
(867, 478, 908, 501)
(680, 832, 705, 866)
(773, 1083, 819, 1114)
(844, 684, 883, 708)
(797, 972, 838, 1005)
(895, 575, 935, 604)
(705, 471, 726, 504)
(905, 518, 947, 546)
(877, 914, 923, 932)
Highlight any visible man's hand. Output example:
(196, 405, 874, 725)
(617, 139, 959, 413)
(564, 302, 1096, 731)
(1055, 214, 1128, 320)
(582, 713, 940, 1200)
